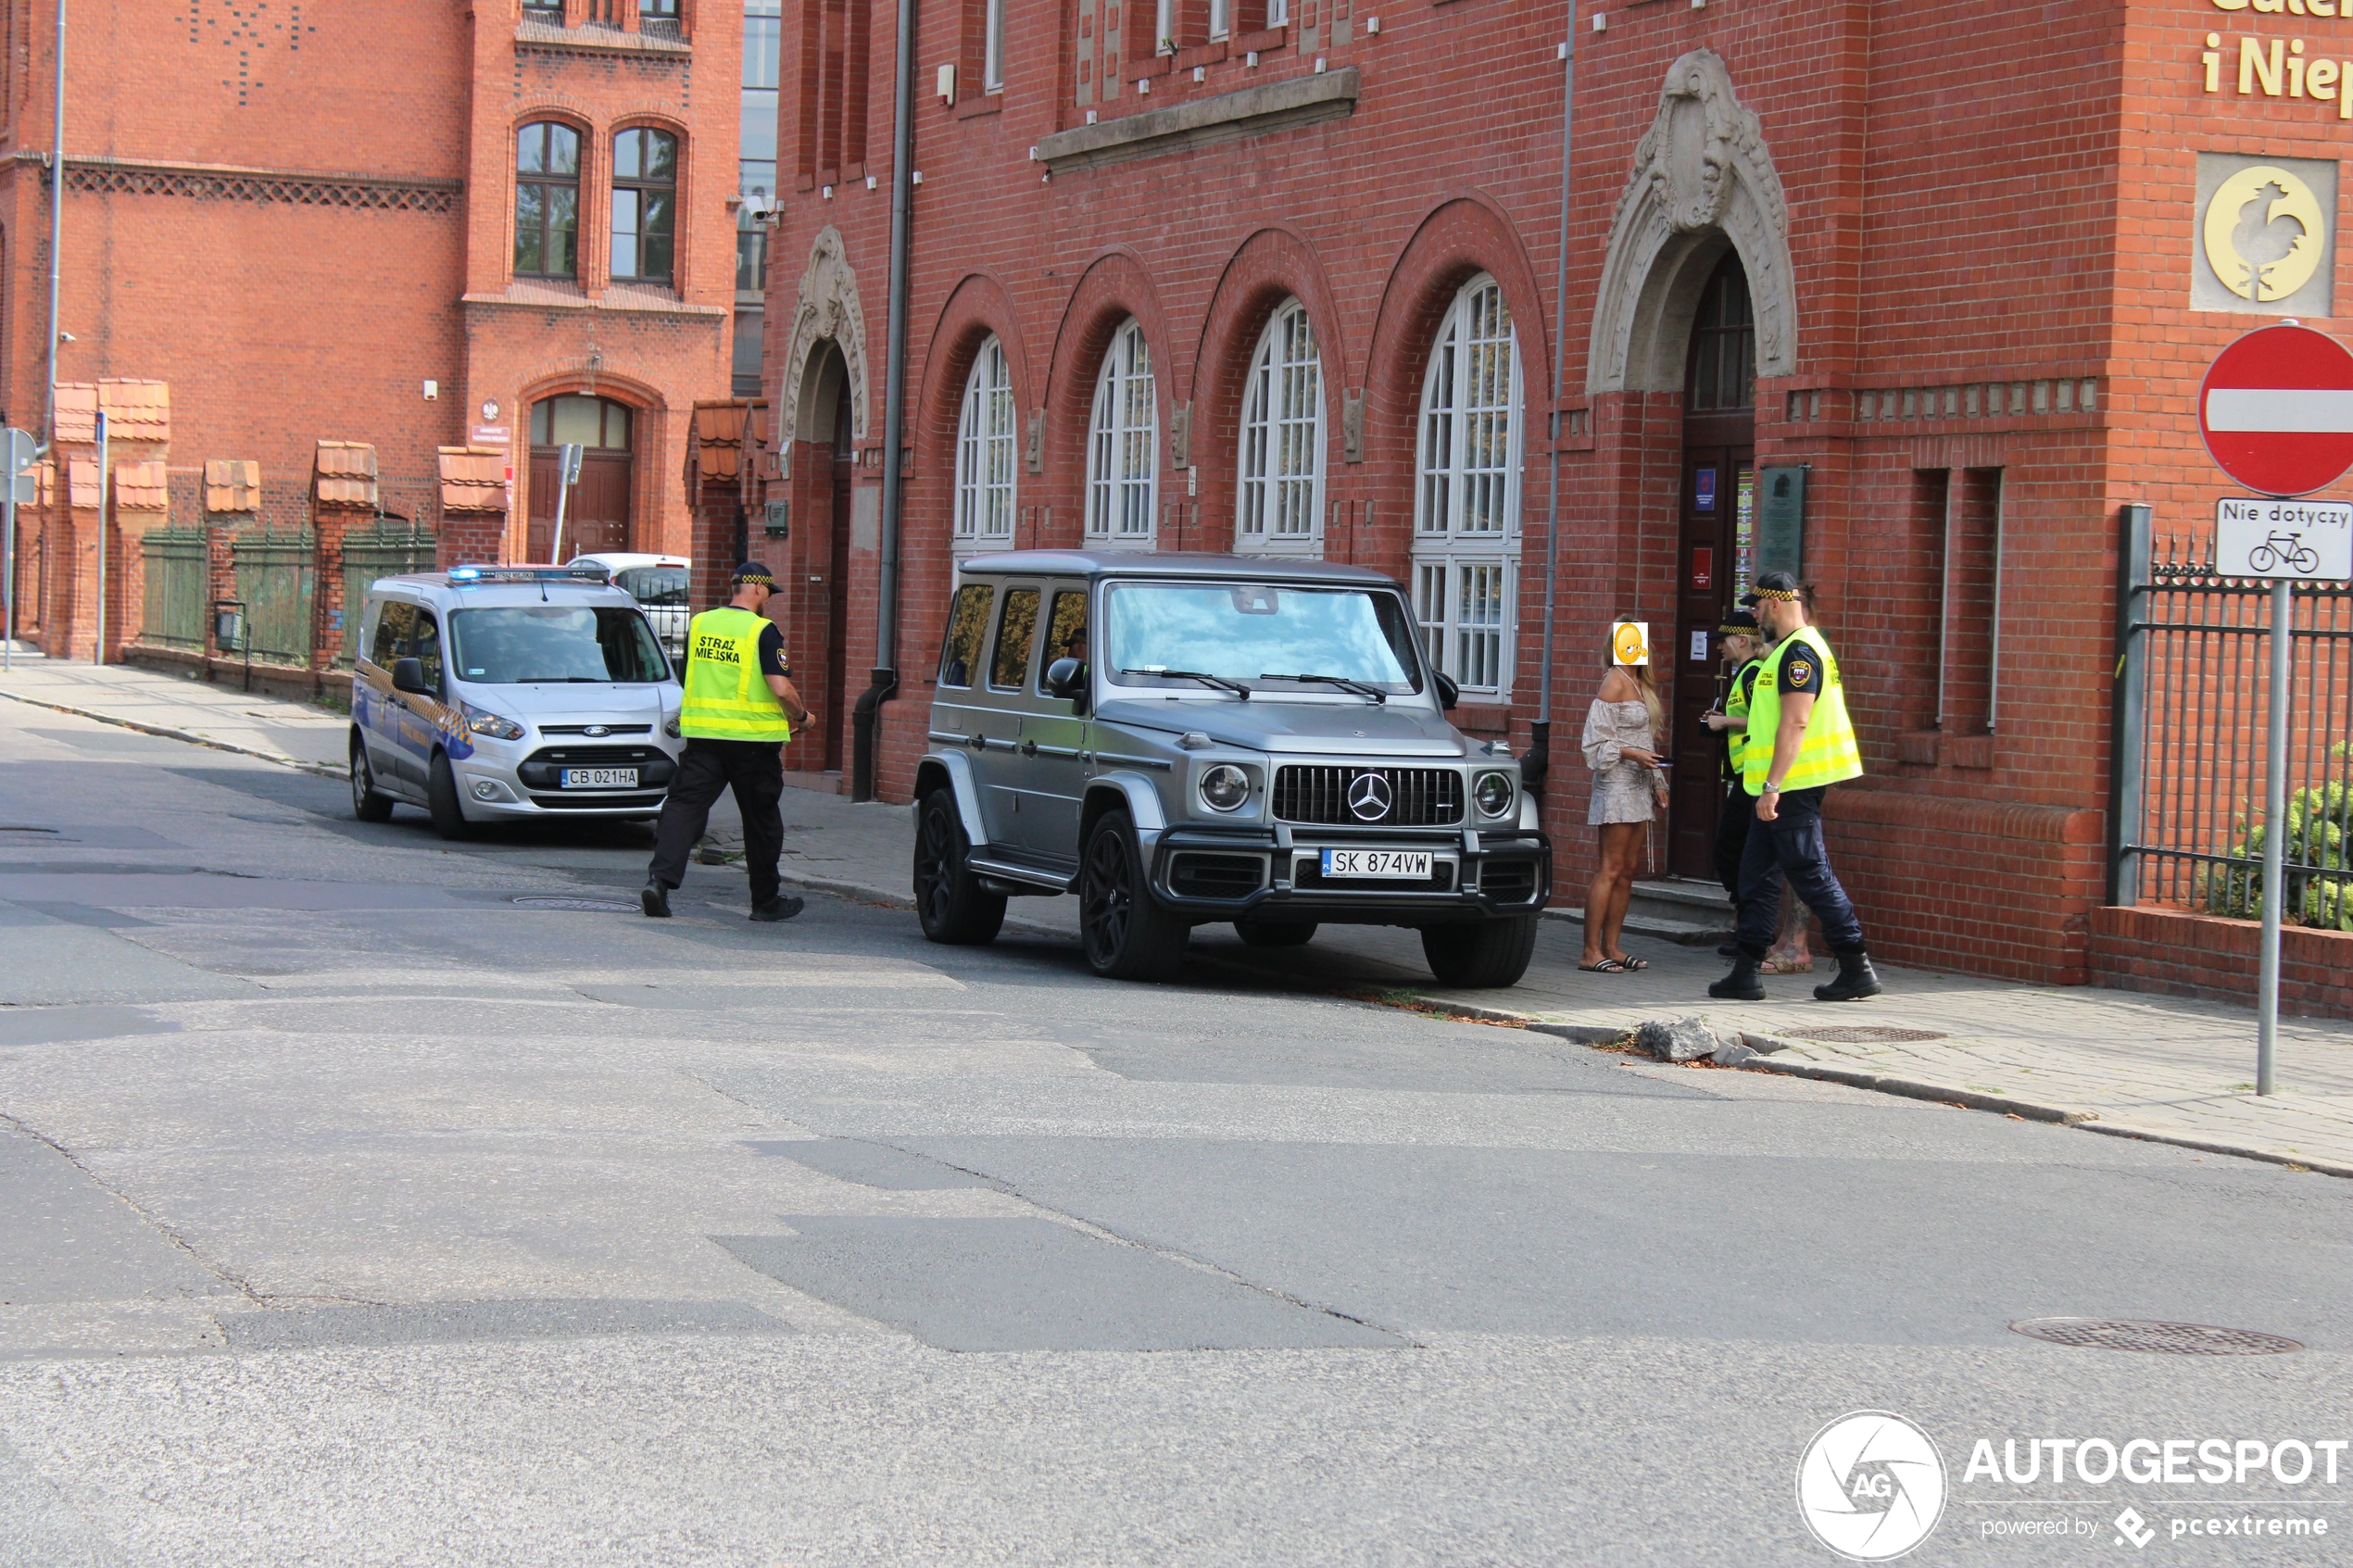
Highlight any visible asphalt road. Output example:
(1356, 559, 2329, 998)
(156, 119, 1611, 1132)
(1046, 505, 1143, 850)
(2, 700, 2348, 1567)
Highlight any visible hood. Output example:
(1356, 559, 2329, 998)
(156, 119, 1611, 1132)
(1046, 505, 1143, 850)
(1091, 696, 1472, 757)
(459, 683, 677, 726)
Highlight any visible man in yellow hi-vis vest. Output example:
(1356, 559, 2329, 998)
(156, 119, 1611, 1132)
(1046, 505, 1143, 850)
(1710, 571, 1881, 1003)
(643, 563, 815, 922)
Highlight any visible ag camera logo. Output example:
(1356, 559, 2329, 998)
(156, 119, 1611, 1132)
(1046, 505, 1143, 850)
(1797, 1411, 1947, 1561)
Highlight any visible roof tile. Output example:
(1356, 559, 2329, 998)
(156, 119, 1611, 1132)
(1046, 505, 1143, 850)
(438, 445, 509, 515)
(113, 460, 170, 512)
(314, 440, 379, 507)
(68, 457, 100, 510)
(205, 458, 260, 513)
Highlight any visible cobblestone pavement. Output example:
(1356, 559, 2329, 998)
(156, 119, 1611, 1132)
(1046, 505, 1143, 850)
(14, 659, 2352, 1178)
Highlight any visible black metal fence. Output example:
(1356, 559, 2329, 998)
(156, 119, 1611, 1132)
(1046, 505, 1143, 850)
(2112, 507, 2353, 931)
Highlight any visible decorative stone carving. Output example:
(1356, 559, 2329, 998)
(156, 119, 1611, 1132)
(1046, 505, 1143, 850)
(1025, 408, 1044, 475)
(1587, 50, 1797, 395)
(1341, 390, 1365, 463)
(1170, 403, 1192, 470)
(775, 226, 873, 467)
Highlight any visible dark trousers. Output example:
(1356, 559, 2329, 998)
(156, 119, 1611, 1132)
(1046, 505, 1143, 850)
(1734, 784, 1865, 958)
(1713, 780, 1752, 904)
(648, 738, 784, 907)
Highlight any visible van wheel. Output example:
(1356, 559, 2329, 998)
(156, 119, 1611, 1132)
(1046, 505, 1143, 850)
(426, 749, 473, 841)
(350, 736, 395, 823)
(1421, 915, 1539, 988)
(913, 791, 1004, 945)
(1235, 917, 1316, 948)
(1079, 810, 1189, 981)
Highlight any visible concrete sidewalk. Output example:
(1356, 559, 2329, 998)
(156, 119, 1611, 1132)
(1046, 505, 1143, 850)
(10, 653, 2351, 1179)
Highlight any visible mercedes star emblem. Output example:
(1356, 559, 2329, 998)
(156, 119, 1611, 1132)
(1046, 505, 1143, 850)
(1347, 771, 1392, 822)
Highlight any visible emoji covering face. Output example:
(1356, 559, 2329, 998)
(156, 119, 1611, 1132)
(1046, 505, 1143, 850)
(1611, 621, 1649, 667)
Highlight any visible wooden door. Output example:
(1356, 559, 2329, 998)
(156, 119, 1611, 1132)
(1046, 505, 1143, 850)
(571, 453, 632, 555)
(527, 452, 559, 561)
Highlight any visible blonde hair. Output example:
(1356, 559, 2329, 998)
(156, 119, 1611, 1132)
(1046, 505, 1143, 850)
(1605, 613, 1665, 739)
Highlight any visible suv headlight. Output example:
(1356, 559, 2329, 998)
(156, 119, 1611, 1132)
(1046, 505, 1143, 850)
(460, 701, 525, 741)
(1199, 763, 1251, 812)
(1474, 771, 1515, 817)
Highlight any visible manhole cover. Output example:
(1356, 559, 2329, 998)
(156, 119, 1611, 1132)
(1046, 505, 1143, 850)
(510, 896, 638, 913)
(2009, 1318, 2303, 1355)
(1784, 1026, 1948, 1044)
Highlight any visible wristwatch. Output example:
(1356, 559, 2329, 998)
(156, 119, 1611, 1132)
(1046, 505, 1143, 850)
(1759, 782, 1782, 796)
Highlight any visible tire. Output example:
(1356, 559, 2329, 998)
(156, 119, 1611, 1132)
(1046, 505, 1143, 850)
(426, 749, 473, 842)
(913, 790, 1006, 945)
(1421, 914, 1540, 988)
(1235, 917, 1317, 948)
(1078, 810, 1190, 981)
(349, 736, 395, 823)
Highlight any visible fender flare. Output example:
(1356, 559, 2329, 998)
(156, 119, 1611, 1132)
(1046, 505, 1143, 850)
(1081, 771, 1168, 849)
(914, 751, 990, 847)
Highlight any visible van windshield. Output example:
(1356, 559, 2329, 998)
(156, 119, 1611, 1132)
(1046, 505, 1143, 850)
(448, 606, 672, 684)
(1102, 582, 1424, 695)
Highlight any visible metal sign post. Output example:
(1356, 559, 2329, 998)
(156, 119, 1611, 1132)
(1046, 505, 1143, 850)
(2, 427, 33, 671)
(93, 408, 108, 664)
(547, 442, 584, 562)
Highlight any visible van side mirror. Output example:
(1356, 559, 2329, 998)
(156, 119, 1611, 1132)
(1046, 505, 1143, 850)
(1044, 657, 1088, 710)
(391, 657, 434, 696)
(1434, 671, 1460, 711)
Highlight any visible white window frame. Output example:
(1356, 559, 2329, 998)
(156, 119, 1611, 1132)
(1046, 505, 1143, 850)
(1087, 319, 1158, 548)
(1235, 298, 1324, 556)
(1265, 0, 1289, 27)
(984, 0, 1006, 92)
(1410, 273, 1523, 699)
(1209, 0, 1229, 39)
(953, 336, 1017, 554)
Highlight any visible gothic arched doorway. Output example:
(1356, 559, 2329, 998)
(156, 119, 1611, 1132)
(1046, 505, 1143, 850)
(529, 394, 635, 559)
(1666, 251, 1756, 879)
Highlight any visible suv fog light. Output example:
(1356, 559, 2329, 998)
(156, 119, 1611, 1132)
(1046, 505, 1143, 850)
(1475, 771, 1514, 816)
(1200, 763, 1250, 812)
(471, 779, 500, 801)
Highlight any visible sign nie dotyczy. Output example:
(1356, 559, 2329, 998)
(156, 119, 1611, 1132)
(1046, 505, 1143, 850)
(2213, 496, 2353, 581)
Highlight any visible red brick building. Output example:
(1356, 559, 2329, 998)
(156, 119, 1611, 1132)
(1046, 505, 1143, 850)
(739, 0, 2353, 997)
(3, 0, 745, 661)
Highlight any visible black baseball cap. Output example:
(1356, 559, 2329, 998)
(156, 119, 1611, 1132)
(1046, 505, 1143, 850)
(1718, 608, 1759, 634)
(1752, 571, 1801, 601)
(733, 561, 775, 586)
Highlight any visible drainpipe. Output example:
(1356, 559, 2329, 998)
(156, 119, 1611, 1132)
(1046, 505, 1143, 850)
(851, 0, 917, 802)
(43, 0, 64, 456)
(1528, 3, 1578, 799)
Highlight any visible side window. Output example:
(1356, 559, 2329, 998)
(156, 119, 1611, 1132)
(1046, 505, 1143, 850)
(1038, 587, 1088, 691)
(937, 583, 994, 688)
(988, 587, 1040, 691)
(411, 611, 445, 692)
(370, 601, 414, 669)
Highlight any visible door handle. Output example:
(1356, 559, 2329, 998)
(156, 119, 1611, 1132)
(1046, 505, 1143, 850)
(1020, 740, 1038, 757)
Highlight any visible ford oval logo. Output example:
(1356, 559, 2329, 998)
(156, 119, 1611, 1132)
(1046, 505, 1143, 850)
(585, 724, 610, 737)
(1347, 771, 1392, 822)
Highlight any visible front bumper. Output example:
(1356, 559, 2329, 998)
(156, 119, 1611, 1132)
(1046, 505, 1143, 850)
(1145, 824, 1552, 926)
(457, 739, 680, 819)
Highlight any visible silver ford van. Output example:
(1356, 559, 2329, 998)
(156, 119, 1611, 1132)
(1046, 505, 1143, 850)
(348, 567, 686, 838)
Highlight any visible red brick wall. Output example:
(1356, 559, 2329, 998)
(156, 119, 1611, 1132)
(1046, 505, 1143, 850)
(2091, 905, 2353, 1022)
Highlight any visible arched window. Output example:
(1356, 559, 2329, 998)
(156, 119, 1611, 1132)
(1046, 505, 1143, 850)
(1236, 299, 1323, 554)
(1687, 256, 1755, 411)
(1086, 319, 1157, 546)
(954, 336, 1017, 549)
(1411, 274, 1521, 696)
(514, 121, 581, 280)
(612, 128, 678, 285)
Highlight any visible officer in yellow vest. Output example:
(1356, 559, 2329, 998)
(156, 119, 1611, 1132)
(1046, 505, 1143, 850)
(1703, 604, 1765, 950)
(1709, 571, 1881, 1002)
(642, 563, 815, 922)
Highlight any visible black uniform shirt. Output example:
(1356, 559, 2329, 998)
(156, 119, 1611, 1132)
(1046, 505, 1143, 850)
(756, 622, 790, 679)
(1778, 643, 1826, 698)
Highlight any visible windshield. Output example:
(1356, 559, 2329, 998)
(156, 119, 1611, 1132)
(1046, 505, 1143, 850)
(448, 606, 672, 684)
(1103, 582, 1424, 695)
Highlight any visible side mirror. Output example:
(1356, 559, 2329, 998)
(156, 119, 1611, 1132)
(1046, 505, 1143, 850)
(391, 657, 434, 696)
(1044, 657, 1089, 710)
(1434, 671, 1460, 711)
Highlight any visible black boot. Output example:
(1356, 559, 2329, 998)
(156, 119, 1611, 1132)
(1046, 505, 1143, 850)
(749, 894, 805, 922)
(1708, 950, 1766, 1000)
(640, 880, 673, 918)
(1814, 947, 1882, 1002)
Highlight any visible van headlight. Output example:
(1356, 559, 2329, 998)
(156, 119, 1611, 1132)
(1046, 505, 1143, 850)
(663, 714, 683, 738)
(1474, 771, 1515, 817)
(1199, 763, 1251, 812)
(460, 701, 525, 741)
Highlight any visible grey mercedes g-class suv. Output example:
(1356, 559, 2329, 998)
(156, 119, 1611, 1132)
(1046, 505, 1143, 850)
(912, 550, 1552, 985)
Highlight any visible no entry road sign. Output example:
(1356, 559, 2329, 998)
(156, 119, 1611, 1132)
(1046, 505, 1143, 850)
(2200, 322, 2353, 497)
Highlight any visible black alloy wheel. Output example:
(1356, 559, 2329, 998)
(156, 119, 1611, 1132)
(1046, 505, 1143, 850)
(1235, 918, 1317, 948)
(350, 738, 394, 823)
(1078, 811, 1189, 981)
(913, 790, 1005, 945)
(1420, 913, 1541, 988)
(426, 749, 473, 842)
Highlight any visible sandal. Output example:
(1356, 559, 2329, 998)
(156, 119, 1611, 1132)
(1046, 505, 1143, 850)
(1579, 959, 1627, 973)
(1611, 956, 1649, 972)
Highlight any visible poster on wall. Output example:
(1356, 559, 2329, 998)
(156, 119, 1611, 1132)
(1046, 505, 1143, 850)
(1756, 465, 1806, 581)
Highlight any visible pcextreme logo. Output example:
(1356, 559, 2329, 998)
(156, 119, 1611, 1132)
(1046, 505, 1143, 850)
(1796, 1411, 1948, 1562)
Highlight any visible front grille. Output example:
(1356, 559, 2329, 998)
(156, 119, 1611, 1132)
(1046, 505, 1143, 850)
(527, 791, 667, 810)
(1481, 860, 1539, 903)
(518, 743, 676, 790)
(539, 724, 652, 736)
(1295, 859, 1456, 893)
(1167, 851, 1267, 899)
(1273, 766, 1464, 826)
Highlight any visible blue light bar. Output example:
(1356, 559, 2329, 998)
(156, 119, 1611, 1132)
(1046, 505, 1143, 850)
(443, 565, 611, 585)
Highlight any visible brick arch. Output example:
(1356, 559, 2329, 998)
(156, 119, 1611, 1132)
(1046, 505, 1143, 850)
(1189, 226, 1349, 551)
(1041, 248, 1174, 545)
(913, 271, 1034, 555)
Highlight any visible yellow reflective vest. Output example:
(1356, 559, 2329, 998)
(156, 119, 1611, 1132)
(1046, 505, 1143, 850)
(1723, 657, 1762, 779)
(1742, 625, 1862, 795)
(679, 607, 792, 742)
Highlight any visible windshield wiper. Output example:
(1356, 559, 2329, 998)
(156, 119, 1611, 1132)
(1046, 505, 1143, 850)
(1262, 671, 1387, 704)
(1122, 667, 1252, 699)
